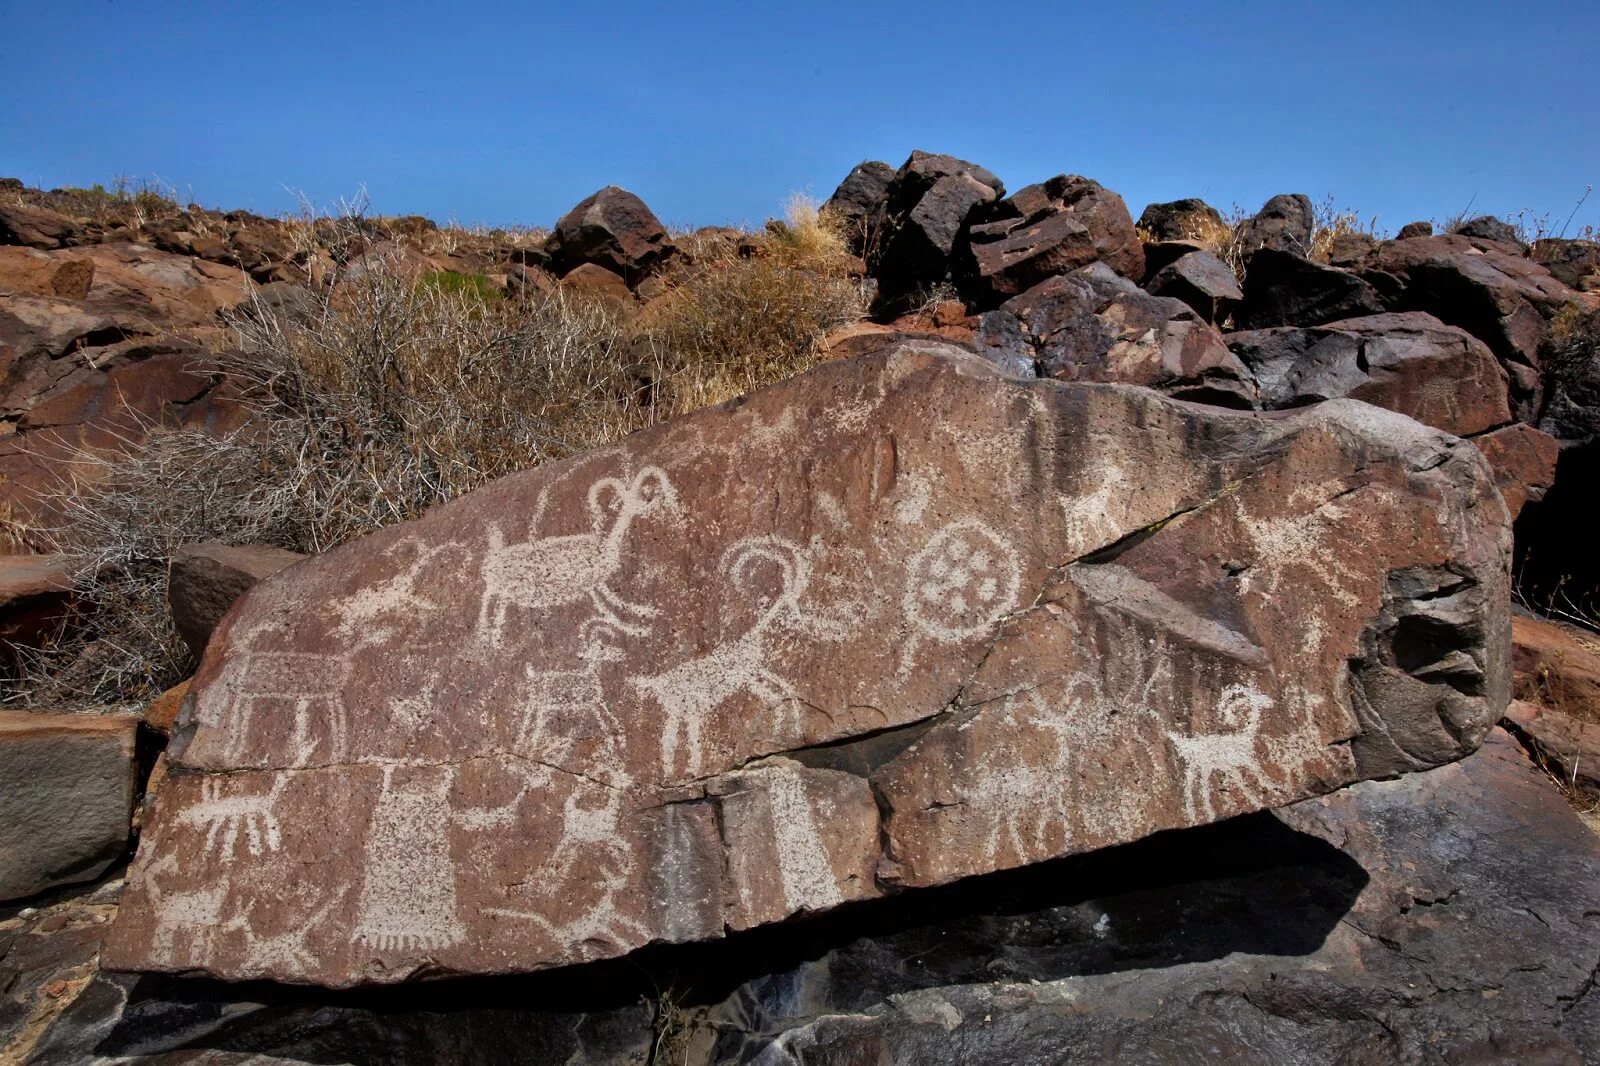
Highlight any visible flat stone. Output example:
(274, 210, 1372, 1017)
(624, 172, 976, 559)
(1512, 612, 1600, 723)
(0, 712, 137, 902)
(167, 543, 306, 659)
(105, 340, 1509, 986)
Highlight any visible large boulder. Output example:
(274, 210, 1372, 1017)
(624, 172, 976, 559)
(1237, 193, 1314, 255)
(1144, 248, 1241, 324)
(1226, 311, 1512, 437)
(0, 711, 137, 901)
(1359, 234, 1576, 377)
(105, 341, 1508, 986)
(976, 264, 1256, 406)
(0, 201, 77, 250)
(1532, 237, 1600, 291)
(865, 152, 1004, 314)
(822, 160, 895, 256)
(1454, 215, 1524, 248)
(1472, 421, 1559, 519)
(167, 543, 307, 659)
(546, 187, 671, 285)
(1235, 248, 1385, 329)
(1136, 198, 1225, 242)
(959, 175, 1143, 308)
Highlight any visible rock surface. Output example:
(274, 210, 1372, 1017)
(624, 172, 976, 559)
(167, 542, 306, 659)
(1237, 193, 1314, 255)
(1135, 198, 1224, 242)
(1512, 612, 1600, 723)
(1144, 247, 1241, 323)
(1226, 311, 1512, 437)
(823, 160, 895, 255)
(0, 554, 77, 654)
(1473, 421, 1560, 519)
(0, 711, 137, 901)
(25, 731, 1600, 1064)
(1235, 248, 1385, 329)
(546, 186, 671, 285)
(866, 152, 1004, 313)
(106, 340, 1509, 986)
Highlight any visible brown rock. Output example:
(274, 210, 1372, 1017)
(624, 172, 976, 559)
(961, 175, 1144, 307)
(1226, 311, 1512, 437)
(0, 711, 137, 901)
(0, 202, 78, 250)
(143, 678, 192, 736)
(1145, 249, 1242, 324)
(823, 160, 896, 256)
(1511, 613, 1600, 724)
(1237, 194, 1313, 256)
(1532, 238, 1600, 291)
(1136, 199, 1225, 243)
(0, 554, 77, 654)
(104, 341, 1508, 986)
(555, 262, 635, 308)
(1472, 422, 1559, 519)
(1236, 249, 1385, 329)
(547, 187, 671, 285)
(866, 152, 1004, 314)
(1502, 698, 1600, 795)
(0, 247, 94, 300)
(168, 543, 306, 659)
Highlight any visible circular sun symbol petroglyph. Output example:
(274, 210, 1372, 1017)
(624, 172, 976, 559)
(904, 519, 1022, 642)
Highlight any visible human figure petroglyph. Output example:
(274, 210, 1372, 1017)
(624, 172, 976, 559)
(352, 765, 466, 953)
(631, 536, 857, 779)
(207, 651, 352, 767)
(1167, 683, 1278, 822)
(178, 775, 289, 858)
(478, 466, 678, 646)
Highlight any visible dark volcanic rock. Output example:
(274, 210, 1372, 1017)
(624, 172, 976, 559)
(167, 543, 306, 659)
(823, 160, 895, 255)
(1145, 248, 1242, 323)
(959, 174, 1144, 307)
(866, 151, 1004, 313)
(1455, 214, 1524, 248)
(1396, 220, 1434, 239)
(978, 264, 1256, 405)
(105, 340, 1507, 986)
(1236, 248, 1385, 329)
(1226, 311, 1512, 437)
(1532, 238, 1600, 291)
(1473, 422, 1559, 519)
(1136, 198, 1225, 242)
(28, 733, 1600, 1064)
(0, 201, 78, 250)
(546, 186, 671, 285)
(1237, 193, 1314, 255)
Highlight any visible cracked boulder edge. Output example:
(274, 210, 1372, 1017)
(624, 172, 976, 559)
(100, 339, 1511, 987)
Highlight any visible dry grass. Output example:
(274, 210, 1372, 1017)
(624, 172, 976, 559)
(5, 196, 865, 706)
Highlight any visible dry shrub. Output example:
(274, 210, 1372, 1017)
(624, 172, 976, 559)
(7, 197, 866, 705)
(1307, 197, 1381, 262)
(1175, 206, 1249, 275)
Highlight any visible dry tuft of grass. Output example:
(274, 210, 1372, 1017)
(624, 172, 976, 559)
(5, 197, 866, 706)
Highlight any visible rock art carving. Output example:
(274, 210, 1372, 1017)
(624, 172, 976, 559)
(631, 536, 857, 778)
(478, 466, 678, 645)
(106, 343, 1509, 987)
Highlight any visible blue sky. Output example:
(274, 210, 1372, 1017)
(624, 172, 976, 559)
(4, 1, 1597, 235)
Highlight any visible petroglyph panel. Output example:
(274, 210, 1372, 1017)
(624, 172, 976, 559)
(107, 342, 1510, 986)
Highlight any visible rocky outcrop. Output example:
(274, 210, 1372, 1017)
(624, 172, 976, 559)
(0, 711, 137, 901)
(865, 152, 1004, 313)
(1226, 311, 1512, 437)
(1143, 248, 1241, 324)
(1136, 198, 1224, 242)
(959, 175, 1143, 307)
(1454, 215, 1524, 248)
(546, 186, 671, 285)
(1512, 612, 1600, 722)
(106, 340, 1508, 986)
(1532, 237, 1600, 291)
(167, 543, 306, 659)
(1235, 248, 1385, 329)
(975, 264, 1255, 405)
(1473, 422, 1560, 519)
(1237, 193, 1313, 255)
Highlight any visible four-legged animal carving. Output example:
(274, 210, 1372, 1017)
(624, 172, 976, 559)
(479, 467, 678, 646)
(630, 536, 853, 778)
(1168, 683, 1277, 822)
(177, 775, 289, 858)
(209, 651, 352, 767)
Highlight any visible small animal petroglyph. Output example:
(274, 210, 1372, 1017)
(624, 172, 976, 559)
(515, 618, 626, 774)
(333, 539, 465, 642)
(1167, 683, 1278, 822)
(177, 775, 289, 858)
(631, 536, 855, 779)
(478, 466, 678, 646)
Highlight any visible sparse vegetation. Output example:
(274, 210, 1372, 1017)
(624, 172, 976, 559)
(3, 195, 866, 706)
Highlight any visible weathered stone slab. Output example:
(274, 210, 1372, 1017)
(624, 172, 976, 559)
(0, 711, 137, 901)
(104, 341, 1510, 986)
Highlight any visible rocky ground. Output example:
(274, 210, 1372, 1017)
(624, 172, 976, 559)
(3, 155, 1600, 1063)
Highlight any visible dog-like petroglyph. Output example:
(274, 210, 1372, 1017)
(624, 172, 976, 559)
(478, 466, 678, 646)
(332, 539, 465, 642)
(177, 775, 290, 858)
(630, 535, 857, 779)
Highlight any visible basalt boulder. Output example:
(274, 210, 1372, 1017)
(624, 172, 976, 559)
(1237, 193, 1314, 255)
(1144, 248, 1242, 324)
(105, 340, 1509, 987)
(1136, 198, 1225, 243)
(958, 174, 1144, 308)
(865, 152, 1004, 314)
(1235, 248, 1385, 329)
(1226, 311, 1512, 437)
(976, 263, 1256, 406)
(1532, 237, 1600, 291)
(823, 160, 895, 256)
(546, 186, 671, 285)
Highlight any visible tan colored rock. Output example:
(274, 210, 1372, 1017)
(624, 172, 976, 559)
(0, 711, 138, 901)
(143, 678, 192, 736)
(1502, 698, 1600, 794)
(1512, 613, 1600, 723)
(104, 341, 1509, 986)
